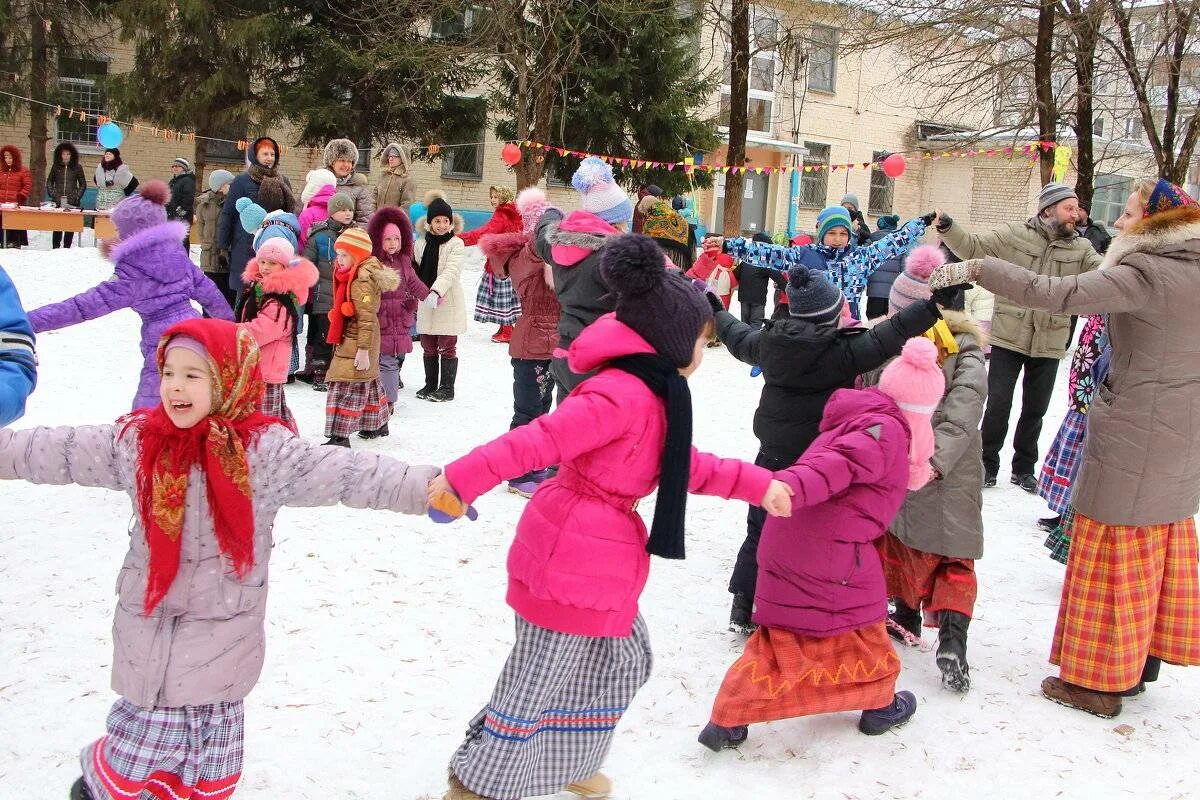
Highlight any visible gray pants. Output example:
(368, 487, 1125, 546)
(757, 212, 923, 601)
(378, 353, 405, 405)
(739, 302, 766, 327)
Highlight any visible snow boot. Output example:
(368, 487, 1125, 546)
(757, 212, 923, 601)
(70, 778, 93, 800)
(322, 436, 351, 448)
(295, 344, 316, 383)
(416, 356, 439, 400)
(697, 721, 749, 751)
(431, 357, 458, 402)
(858, 690, 918, 735)
(491, 324, 513, 344)
(728, 592, 757, 635)
(1011, 473, 1037, 493)
(936, 610, 971, 692)
(358, 422, 389, 440)
(1120, 655, 1162, 697)
(1040, 676, 1122, 718)
(1037, 515, 1063, 532)
(565, 772, 611, 799)
(887, 600, 922, 645)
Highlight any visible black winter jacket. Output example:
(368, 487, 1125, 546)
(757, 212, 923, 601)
(168, 172, 196, 223)
(718, 299, 941, 462)
(45, 143, 86, 207)
(733, 260, 774, 305)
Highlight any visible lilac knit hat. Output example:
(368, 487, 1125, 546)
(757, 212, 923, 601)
(516, 187, 552, 236)
(112, 180, 169, 241)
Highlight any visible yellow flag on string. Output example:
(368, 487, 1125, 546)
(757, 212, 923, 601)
(1052, 144, 1073, 183)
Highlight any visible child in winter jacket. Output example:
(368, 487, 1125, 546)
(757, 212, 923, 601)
(860, 245, 988, 693)
(299, 192, 357, 390)
(238, 232, 319, 432)
(298, 168, 337, 249)
(465, 185, 522, 343)
(367, 205, 429, 416)
(699, 338, 945, 751)
(26, 181, 234, 411)
(723, 206, 933, 318)
(0, 265, 35, 426)
(478, 187, 560, 497)
(414, 192, 467, 402)
(322, 227, 400, 445)
(0, 317, 437, 800)
(427, 234, 792, 800)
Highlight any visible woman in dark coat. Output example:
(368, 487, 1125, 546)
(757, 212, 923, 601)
(45, 142, 87, 248)
(216, 136, 295, 295)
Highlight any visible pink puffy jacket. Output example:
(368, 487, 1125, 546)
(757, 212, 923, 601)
(445, 314, 773, 638)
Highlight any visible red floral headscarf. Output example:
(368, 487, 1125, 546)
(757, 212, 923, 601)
(119, 318, 275, 614)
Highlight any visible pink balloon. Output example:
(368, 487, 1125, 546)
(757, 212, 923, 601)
(882, 153, 907, 178)
(501, 143, 522, 166)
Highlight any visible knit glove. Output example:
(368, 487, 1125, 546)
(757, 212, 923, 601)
(354, 349, 370, 371)
(427, 488, 478, 523)
(928, 259, 982, 291)
(421, 290, 441, 309)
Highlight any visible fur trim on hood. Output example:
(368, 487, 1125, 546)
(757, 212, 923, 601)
(367, 205, 414, 262)
(52, 142, 80, 167)
(361, 257, 402, 293)
(380, 142, 411, 173)
(0, 144, 24, 171)
(546, 210, 617, 267)
(941, 308, 988, 350)
(242, 255, 320, 306)
(324, 138, 359, 168)
(416, 214, 465, 236)
(478, 230, 532, 268)
(1101, 205, 1200, 268)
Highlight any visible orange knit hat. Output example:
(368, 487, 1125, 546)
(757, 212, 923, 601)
(334, 226, 372, 266)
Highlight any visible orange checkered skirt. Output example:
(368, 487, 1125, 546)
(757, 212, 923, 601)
(710, 623, 900, 726)
(1051, 513, 1200, 692)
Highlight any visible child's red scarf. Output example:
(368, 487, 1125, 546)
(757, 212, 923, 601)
(326, 262, 359, 345)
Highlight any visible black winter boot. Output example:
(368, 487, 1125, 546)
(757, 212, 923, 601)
(936, 610, 971, 692)
(431, 357, 458, 402)
(70, 778, 93, 800)
(728, 593, 757, 635)
(887, 600, 922, 645)
(416, 356, 439, 400)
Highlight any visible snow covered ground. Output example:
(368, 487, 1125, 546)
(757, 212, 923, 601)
(0, 240, 1196, 800)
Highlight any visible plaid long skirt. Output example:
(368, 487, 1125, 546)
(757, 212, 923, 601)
(1051, 513, 1200, 692)
(450, 614, 653, 800)
(710, 622, 900, 727)
(81, 698, 243, 800)
(474, 273, 521, 325)
(259, 382, 297, 434)
(324, 378, 389, 438)
(1037, 410, 1088, 515)
(879, 533, 977, 625)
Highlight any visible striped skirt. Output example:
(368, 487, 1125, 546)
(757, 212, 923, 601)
(474, 273, 521, 325)
(324, 378, 389, 438)
(1051, 513, 1200, 692)
(81, 698, 243, 800)
(710, 622, 900, 727)
(450, 614, 653, 800)
(260, 382, 297, 434)
(1037, 410, 1088, 516)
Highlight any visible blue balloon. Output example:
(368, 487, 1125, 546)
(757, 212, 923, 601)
(97, 122, 124, 150)
(408, 202, 427, 223)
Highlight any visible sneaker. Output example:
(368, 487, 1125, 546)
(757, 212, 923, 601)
(1040, 676, 1122, 718)
(322, 436, 350, 448)
(507, 477, 541, 498)
(1011, 473, 1038, 493)
(858, 690, 918, 735)
(1037, 515, 1063, 532)
(729, 593, 757, 635)
(70, 778, 94, 800)
(983, 471, 997, 488)
(312, 380, 328, 392)
(887, 601, 922, 645)
(697, 721, 749, 751)
(565, 772, 611, 799)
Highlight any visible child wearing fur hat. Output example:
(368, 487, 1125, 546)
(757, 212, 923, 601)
(859, 244, 988, 693)
(238, 234, 319, 432)
(299, 193, 358, 390)
(426, 233, 793, 800)
(478, 187, 560, 496)
(465, 185, 523, 343)
(367, 205, 429, 416)
(26, 180, 235, 410)
(414, 192, 468, 402)
(322, 227, 400, 445)
(298, 168, 338, 249)
(699, 338, 945, 751)
(0, 318, 438, 800)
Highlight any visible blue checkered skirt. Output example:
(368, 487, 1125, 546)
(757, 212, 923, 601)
(474, 273, 521, 325)
(1037, 410, 1088, 516)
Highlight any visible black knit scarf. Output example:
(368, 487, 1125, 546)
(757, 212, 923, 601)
(418, 229, 455, 289)
(610, 353, 693, 560)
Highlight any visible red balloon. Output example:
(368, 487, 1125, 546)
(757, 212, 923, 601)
(501, 143, 522, 166)
(881, 153, 907, 178)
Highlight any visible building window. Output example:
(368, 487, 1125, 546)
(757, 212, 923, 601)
(1123, 116, 1139, 140)
(799, 141, 829, 207)
(431, 4, 486, 38)
(1092, 174, 1131, 227)
(1093, 117, 1105, 137)
(357, 147, 371, 174)
(807, 25, 838, 93)
(868, 150, 894, 215)
(440, 98, 487, 181)
(719, 8, 778, 135)
(55, 56, 108, 146)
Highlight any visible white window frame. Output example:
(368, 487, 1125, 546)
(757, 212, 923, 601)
(868, 150, 894, 215)
(719, 7, 779, 136)
(807, 25, 838, 94)
(55, 57, 109, 149)
(798, 141, 830, 208)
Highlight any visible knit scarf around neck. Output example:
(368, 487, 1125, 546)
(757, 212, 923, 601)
(609, 353, 693, 560)
(418, 230, 454, 288)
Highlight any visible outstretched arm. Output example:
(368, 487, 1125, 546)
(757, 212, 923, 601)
(26, 274, 136, 334)
(0, 425, 130, 491)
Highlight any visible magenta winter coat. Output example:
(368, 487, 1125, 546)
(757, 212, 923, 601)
(445, 314, 773, 638)
(298, 184, 335, 250)
(755, 388, 913, 638)
(368, 206, 428, 356)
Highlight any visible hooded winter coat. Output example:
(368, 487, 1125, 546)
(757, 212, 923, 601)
(716, 299, 941, 463)
(167, 170, 196, 223)
(444, 315, 773, 638)
(368, 206, 428, 355)
(218, 137, 296, 293)
(0, 266, 35, 426)
(45, 143, 86, 207)
(0, 145, 32, 205)
(755, 388, 912, 637)
(325, 256, 401, 383)
(302, 217, 354, 315)
(861, 313, 988, 559)
(194, 190, 226, 274)
(374, 143, 415, 210)
(479, 230, 560, 360)
(0, 422, 437, 708)
(974, 204, 1200, 526)
(414, 216, 468, 336)
(460, 203, 522, 272)
(298, 184, 335, 250)
(534, 208, 619, 350)
(239, 256, 320, 384)
(26, 221, 235, 410)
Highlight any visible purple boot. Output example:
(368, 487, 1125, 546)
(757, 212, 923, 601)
(858, 690, 917, 735)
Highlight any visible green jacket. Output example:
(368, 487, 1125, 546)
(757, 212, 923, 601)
(941, 218, 1101, 358)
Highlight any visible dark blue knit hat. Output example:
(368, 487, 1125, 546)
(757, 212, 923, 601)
(785, 268, 844, 325)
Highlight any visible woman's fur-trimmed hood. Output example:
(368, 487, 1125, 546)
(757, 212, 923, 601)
(243, 255, 320, 304)
(478, 230, 530, 266)
(379, 142, 411, 175)
(0, 144, 24, 171)
(1101, 205, 1200, 269)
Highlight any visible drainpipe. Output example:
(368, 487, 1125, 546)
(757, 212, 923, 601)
(787, 165, 800, 237)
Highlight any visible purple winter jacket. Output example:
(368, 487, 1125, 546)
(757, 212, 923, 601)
(755, 388, 912, 638)
(27, 221, 234, 410)
(368, 206, 429, 356)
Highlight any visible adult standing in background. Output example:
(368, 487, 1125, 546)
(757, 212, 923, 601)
(0, 145, 32, 247)
(840, 193, 874, 245)
(324, 138, 374, 224)
(1078, 203, 1112, 255)
(195, 168, 237, 309)
(93, 148, 134, 212)
(45, 142, 86, 248)
(167, 157, 197, 250)
(217, 136, 295, 296)
(375, 143, 415, 210)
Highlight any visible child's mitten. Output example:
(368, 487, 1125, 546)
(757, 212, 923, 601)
(427, 489, 478, 523)
(928, 259, 982, 291)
